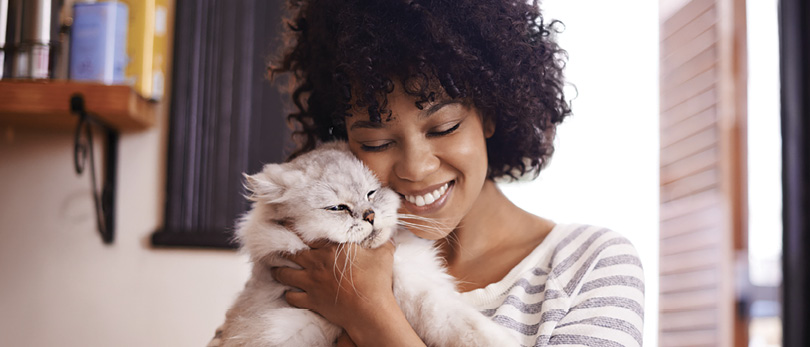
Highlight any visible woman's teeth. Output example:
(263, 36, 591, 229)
(405, 182, 450, 207)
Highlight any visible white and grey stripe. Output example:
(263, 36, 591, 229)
(545, 334, 628, 347)
(462, 224, 644, 347)
(595, 254, 643, 269)
(557, 316, 643, 345)
(580, 275, 645, 294)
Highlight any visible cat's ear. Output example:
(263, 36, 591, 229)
(243, 172, 278, 203)
(243, 164, 302, 203)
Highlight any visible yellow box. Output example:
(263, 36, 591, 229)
(111, 0, 169, 101)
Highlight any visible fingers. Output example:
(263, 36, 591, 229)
(284, 290, 312, 310)
(278, 240, 335, 266)
(271, 266, 308, 289)
(273, 267, 313, 310)
(278, 251, 306, 267)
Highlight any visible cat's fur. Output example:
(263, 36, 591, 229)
(217, 141, 518, 347)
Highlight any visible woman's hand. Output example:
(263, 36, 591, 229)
(271, 240, 424, 346)
(271, 239, 395, 328)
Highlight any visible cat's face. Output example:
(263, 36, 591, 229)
(246, 142, 400, 249)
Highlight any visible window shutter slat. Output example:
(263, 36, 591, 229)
(659, 0, 748, 345)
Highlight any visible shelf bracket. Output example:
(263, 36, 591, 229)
(70, 94, 117, 244)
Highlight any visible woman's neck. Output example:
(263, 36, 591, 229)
(437, 180, 554, 291)
(439, 180, 512, 258)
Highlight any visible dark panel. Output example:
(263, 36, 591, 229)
(780, 0, 810, 344)
(152, 0, 287, 248)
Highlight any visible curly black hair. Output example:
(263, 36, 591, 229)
(270, 0, 571, 180)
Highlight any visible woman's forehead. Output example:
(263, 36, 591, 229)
(345, 101, 469, 131)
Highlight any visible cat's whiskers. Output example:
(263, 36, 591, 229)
(331, 241, 371, 303)
(396, 214, 449, 239)
(397, 221, 443, 236)
(397, 214, 473, 259)
(398, 213, 452, 227)
(332, 242, 349, 301)
(347, 244, 365, 300)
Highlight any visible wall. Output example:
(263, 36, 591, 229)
(0, 96, 251, 347)
(499, 0, 660, 345)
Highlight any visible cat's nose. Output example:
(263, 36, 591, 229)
(362, 209, 375, 225)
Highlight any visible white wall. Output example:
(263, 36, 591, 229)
(0, 108, 252, 347)
(499, 1, 660, 345)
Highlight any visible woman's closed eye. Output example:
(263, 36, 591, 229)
(427, 121, 461, 137)
(359, 122, 462, 152)
(360, 140, 393, 152)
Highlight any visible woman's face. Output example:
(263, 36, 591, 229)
(345, 86, 494, 240)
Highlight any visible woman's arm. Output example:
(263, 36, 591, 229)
(271, 240, 426, 347)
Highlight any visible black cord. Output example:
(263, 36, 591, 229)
(71, 95, 109, 240)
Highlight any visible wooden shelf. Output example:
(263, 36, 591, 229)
(0, 80, 156, 131)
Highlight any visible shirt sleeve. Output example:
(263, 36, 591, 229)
(543, 232, 645, 347)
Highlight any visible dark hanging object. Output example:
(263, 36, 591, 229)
(70, 94, 117, 244)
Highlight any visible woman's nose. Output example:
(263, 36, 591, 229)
(394, 141, 440, 182)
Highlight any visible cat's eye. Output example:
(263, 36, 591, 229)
(366, 190, 377, 200)
(325, 204, 351, 212)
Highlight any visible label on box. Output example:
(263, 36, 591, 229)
(69, 2, 129, 84)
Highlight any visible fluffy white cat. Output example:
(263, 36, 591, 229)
(215, 141, 518, 347)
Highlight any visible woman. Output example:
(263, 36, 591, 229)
(228, 0, 644, 345)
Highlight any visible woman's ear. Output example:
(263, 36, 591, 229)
(483, 115, 496, 139)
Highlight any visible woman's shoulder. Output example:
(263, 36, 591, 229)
(545, 223, 641, 259)
(540, 223, 643, 275)
(539, 223, 645, 298)
(460, 223, 644, 309)
(473, 223, 642, 289)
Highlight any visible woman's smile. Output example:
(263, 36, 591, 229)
(344, 83, 494, 240)
(398, 180, 455, 214)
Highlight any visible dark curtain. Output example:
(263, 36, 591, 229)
(152, 0, 289, 248)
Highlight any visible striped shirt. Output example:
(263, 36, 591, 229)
(460, 223, 645, 347)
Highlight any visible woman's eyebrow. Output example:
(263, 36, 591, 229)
(422, 100, 461, 118)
